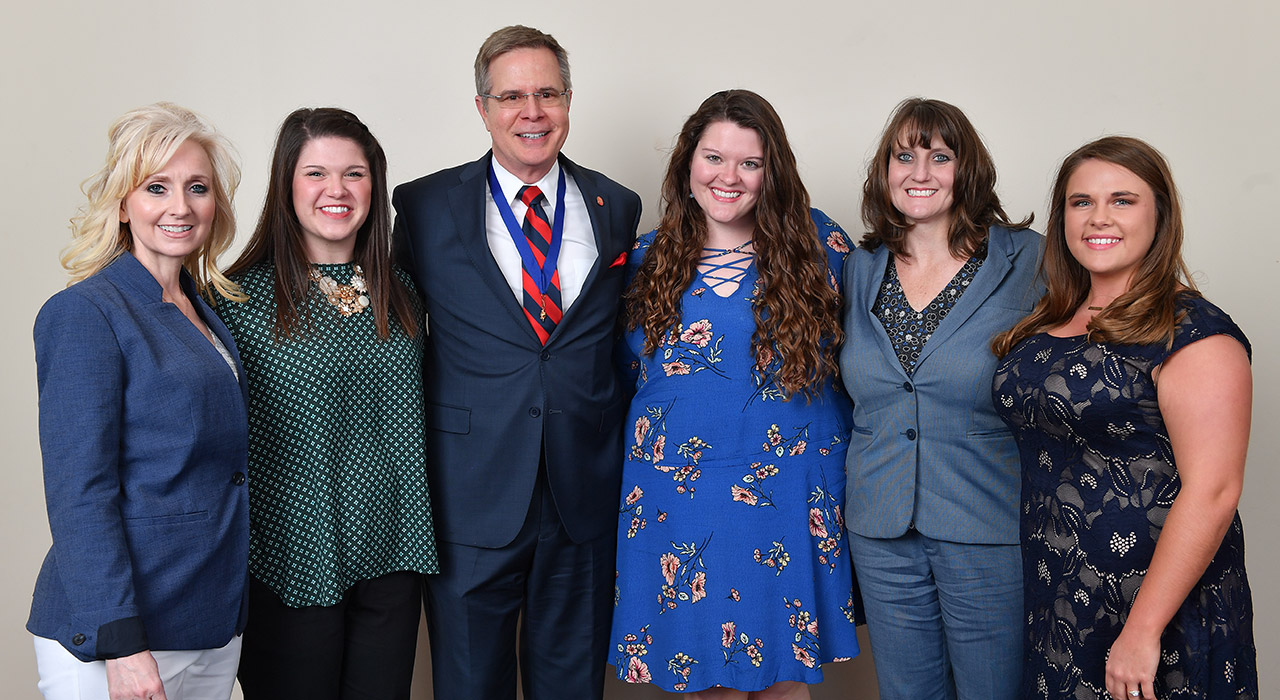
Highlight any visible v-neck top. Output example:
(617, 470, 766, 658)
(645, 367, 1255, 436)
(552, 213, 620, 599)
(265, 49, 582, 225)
(872, 240, 987, 376)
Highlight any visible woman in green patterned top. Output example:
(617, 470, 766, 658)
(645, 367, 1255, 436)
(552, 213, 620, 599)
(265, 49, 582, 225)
(215, 108, 437, 700)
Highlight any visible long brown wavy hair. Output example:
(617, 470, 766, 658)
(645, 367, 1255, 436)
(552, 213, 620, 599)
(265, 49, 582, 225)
(625, 89, 841, 399)
(992, 136, 1197, 356)
(861, 98, 1032, 258)
(226, 107, 417, 340)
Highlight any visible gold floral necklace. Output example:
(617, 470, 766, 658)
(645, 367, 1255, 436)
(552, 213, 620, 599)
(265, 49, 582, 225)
(310, 263, 370, 317)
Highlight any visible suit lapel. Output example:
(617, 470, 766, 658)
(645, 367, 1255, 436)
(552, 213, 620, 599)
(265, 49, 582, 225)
(200, 294, 249, 398)
(108, 255, 248, 394)
(551, 156, 608, 340)
(448, 154, 543, 344)
(860, 245, 909, 380)
(914, 226, 1012, 368)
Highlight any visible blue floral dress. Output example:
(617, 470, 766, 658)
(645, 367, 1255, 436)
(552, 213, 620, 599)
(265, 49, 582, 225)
(611, 210, 861, 692)
(992, 295, 1257, 699)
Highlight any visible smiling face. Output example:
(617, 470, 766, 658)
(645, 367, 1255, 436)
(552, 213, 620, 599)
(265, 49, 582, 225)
(689, 121, 764, 243)
(476, 47, 571, 183)
(1062, 158, 1158, 292)
(886, 132, 956, 230)
(120, 139, 216, 274)
(292, 136, 371, 263)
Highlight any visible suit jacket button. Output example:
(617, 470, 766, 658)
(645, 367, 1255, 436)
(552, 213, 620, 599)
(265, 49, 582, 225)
(529, 407, 541, 417)
(71, 633, 86, 645)
(232, 472, 246, 486)
(540, 350, 551, 361)
(905, 428, 917, 440)
(902, 381, 914, 393)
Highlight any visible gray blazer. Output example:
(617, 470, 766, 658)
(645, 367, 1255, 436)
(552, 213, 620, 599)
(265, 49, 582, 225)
(840, 225, 1042, 544)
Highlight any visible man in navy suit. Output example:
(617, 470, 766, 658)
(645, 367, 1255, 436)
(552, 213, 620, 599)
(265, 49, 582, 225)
(392, 25, 641, 700)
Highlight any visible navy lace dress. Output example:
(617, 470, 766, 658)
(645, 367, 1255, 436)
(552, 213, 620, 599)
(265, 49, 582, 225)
(992, 295, 1257, 699)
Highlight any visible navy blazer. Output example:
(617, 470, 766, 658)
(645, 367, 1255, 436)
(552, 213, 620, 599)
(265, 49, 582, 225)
(28, 252, 250, 661)
(392, 153, 642, 548)
(840, 226, 1042, 544)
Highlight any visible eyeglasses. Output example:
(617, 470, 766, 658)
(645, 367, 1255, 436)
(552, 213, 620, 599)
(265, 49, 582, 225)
(479, 89, 570, 110)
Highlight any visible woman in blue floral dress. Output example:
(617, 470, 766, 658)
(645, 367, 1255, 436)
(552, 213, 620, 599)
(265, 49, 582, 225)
(992, 136, 1256, 699)
(610, 90, 860, 698)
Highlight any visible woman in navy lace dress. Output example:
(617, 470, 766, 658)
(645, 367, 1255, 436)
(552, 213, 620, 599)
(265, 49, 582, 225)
(992, 136, 1256, 699)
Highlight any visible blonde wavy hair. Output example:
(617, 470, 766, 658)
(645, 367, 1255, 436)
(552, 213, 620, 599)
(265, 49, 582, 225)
(62, 102, 243, 300)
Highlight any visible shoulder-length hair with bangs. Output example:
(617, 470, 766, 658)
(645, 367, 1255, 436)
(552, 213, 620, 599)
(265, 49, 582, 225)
(861, 97, 1031, 258)
(993, 136, 1197, 356)
(226, 107, 417, 341)
(62, 102, 242, 300)
(626, 89, 842, 399)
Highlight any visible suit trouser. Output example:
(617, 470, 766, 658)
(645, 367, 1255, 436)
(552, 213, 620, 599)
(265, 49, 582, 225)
(424, 464, 615, 700)
(34, 634, 241, 700)
(237, 571, 422, 700)
(849, 530, 1023, 700)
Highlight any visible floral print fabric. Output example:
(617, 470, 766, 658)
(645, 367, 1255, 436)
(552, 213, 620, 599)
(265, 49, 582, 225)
(611, 210, 861, 692)
(993, 295, 1257, 699)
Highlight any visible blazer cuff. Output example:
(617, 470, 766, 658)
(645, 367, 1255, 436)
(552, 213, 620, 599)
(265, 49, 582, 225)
(96, 616, 149, 659)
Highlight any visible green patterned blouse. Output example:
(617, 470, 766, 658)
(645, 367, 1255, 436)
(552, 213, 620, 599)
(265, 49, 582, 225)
(215, 261, 438, 607)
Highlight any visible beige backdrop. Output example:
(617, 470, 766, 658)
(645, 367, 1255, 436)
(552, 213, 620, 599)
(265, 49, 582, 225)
(2, 0, 1275, 697)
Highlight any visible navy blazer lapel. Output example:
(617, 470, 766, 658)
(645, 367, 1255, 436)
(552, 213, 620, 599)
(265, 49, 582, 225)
(551, 156, 608, 339)
(914, 225, 1013, 368)
(448, 153, 542, 343)
(858, 245, 909, 380)
(198, 292, 249, 398)
(105, 253, 248, 394)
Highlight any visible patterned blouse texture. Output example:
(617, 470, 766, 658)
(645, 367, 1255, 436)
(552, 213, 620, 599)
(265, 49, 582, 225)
(610, 210, 861, 692)
(992, 295, 1256, 699)
(215, 262, 439, 607)
(873, 240, 986, 375)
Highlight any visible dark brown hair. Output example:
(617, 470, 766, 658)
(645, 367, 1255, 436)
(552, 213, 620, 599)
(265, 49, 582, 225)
(626, 89, 842, 398)
(992, 136, 1196, 356)
(861, 97, 1031, 258)
(226, 107, 417, 340)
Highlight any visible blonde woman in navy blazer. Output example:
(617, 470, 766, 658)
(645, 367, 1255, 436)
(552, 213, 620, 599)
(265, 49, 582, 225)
(29, 103, 249, 700)
(839, 98, 1042, 700)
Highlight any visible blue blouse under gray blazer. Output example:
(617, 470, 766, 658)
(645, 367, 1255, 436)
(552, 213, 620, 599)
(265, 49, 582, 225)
(28, 251, 250, 662)
(840, 225, 1042, 545)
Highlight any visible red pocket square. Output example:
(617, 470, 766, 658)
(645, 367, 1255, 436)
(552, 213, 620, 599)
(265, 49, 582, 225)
(609, 252, 627, 268)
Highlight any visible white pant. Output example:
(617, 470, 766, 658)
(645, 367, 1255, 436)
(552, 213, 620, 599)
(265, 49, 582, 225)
(33, 635, 241, 700)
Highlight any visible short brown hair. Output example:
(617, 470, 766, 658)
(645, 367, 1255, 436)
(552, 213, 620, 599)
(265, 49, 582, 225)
(474, 25, 571, 97)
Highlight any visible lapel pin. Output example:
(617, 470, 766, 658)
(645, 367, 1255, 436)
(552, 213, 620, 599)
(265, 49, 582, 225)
(596, 196, 604, 206)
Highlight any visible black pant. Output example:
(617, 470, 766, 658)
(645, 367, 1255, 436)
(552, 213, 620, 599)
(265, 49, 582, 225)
(237, 571, 422, 700)
(423, 468, 615, 700)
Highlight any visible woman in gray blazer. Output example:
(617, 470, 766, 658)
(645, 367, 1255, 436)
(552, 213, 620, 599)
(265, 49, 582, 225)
(839, 98, 1041, 700)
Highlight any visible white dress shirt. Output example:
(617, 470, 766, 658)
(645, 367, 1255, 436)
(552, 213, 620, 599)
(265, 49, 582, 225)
(485, 159, 597, 311)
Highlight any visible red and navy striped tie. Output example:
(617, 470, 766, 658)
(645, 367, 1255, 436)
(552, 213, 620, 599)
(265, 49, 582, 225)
(518, 185, 562, 344)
